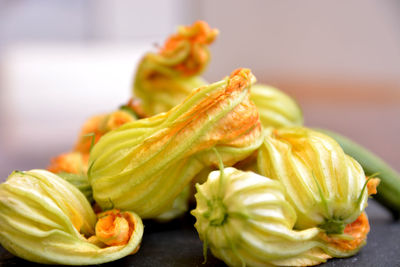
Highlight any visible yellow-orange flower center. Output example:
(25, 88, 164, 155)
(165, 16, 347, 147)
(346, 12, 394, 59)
(95, 209, 135, 247)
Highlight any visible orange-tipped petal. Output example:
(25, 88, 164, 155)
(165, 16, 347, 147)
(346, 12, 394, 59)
(321, 212, 370, 253)
(367, 177, 380, 195)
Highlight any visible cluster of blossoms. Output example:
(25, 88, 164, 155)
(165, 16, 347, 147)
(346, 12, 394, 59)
(0, 21, 388, 266)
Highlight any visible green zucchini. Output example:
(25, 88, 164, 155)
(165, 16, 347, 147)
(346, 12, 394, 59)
(316, 128, 400, 218)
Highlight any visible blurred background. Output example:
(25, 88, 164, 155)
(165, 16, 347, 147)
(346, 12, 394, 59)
(0, 0, 399, 179)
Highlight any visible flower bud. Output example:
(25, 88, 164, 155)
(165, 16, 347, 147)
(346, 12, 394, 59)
(89, 68, 263, 218)
(258, 127, 372, 234)
(0, 170, 143, 265)
(250, 84, 303, 128)
(191, 167, 331, 266)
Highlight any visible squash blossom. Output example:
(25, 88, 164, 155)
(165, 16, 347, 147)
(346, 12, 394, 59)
(133, 20, 218, 116)
(88, 68, 263, 218)
(48, 151, 89, 175)
(0, 170, 143, 265)
(74, 109, 137, 154)
(47, 109, 136, 202)
(250, 84, 303, 128)
(191, 167, 332, 267)
(257, 127, 379, 238)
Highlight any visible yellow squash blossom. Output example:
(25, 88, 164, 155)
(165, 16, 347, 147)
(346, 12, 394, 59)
(0, 170, 143, 265)
(257, 127, 379, 247)
(89, 68, 263, 219)
(192, 167, 331, 266)
(133, 20, 218, 116)
(192, 166, 377, 266)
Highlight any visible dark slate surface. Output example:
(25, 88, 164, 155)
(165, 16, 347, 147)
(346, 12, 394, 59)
(1, 200, 400, 267)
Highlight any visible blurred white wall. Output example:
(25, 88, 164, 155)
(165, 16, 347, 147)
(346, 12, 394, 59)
(0, 0, 199, 44)
(1, 43, 149, 151)
(201, 0, 400, 86)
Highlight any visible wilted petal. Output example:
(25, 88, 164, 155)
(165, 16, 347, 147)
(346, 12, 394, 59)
(133, 21, 218, 116)
(319, 212, 370, 257)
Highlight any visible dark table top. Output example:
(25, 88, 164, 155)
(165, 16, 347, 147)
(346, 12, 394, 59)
(1, 199, 399, 267)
